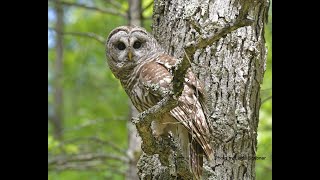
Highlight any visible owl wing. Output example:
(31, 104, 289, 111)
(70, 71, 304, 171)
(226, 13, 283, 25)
(156, 54, 213, 156)
(138, 59, 173, 99)
(139, 54, 213, 160)
(155, 54, 210, 117)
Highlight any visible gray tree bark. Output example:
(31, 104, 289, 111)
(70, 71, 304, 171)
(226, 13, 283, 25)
(137, 0, 269, 179)
(52, 0, 64, 140)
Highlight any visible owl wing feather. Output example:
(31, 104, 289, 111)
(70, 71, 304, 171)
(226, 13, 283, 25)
(138, 54, 213, 179)
(155, 54, 211, 123)
(154, 54, 213, 159)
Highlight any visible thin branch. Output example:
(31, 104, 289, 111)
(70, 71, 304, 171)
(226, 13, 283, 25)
(64, 31, 105, 44)
(70, 153, 128, 163)
(141, 2, 154, 20)
(185, 18, 254, 55)
(142, 1, 154, 12)
(261, 88, 272, 92)
(48, 153, 128, 166)
(48, 0, 126, 17)
(262, 96, 272, 104)
(50, 161, 126, 175)
(61, 136, 127, 155)
(103, 0, 122, 9)
(62, 117, 127, 133)
(88, 137, 127, 155)
(143, 15, 153, 20)
(48, 27, 105, 44)
(54, 163, 99, 171)
(62, 119, 105, 132)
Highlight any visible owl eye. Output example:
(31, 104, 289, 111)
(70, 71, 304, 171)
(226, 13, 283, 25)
(117, 42, 126, 50)
(133, 41, 142, 49)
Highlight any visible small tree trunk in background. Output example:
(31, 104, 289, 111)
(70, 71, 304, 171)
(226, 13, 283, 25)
(128, 0, 142, 26)
(126, 0, 143, 179)
(126, 104, 142, 180)
(138, 0, 269, 179)
(52, 0, 64, 140)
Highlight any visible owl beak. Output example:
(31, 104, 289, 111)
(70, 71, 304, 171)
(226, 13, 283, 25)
(128, 50, 132, 61)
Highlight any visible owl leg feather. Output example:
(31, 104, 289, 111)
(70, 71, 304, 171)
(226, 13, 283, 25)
(169, 123, 204, 179)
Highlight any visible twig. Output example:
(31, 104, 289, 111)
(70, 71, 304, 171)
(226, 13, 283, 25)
(142, 16, 153, 21)
(262, 95, 272, 104)
(60, 136, 127, 155)
(185, 19, 254, 55)
(261, 88, 272, 92)
(48, 153, 128, 166)
(141, 2, 154, 20)
(63, 31, 105, 44)
(50, 161, 126, 175)
(142, 1, 154, 12)
(48, 0, 126, 17)
(48, 27, 105, 44)
(103, 0, 122, 9)
(89, 137, 127, 155)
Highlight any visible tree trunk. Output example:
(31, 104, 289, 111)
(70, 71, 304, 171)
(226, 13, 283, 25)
(128, 0, 142, 26)
(127, 1, 143, 179)
(126, 104, 142, 180)
(137, 0, 269, 179)
(52, 0, 64, 140)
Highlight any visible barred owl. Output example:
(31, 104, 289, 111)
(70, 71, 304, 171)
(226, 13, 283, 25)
(106, 26, 213, 179)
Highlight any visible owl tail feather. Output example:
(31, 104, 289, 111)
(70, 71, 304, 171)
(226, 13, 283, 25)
(189, 136, 204, 180)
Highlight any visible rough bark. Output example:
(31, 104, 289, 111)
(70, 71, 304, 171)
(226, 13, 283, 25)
(127, 1, 143, 179)
(52, 0, 64, 140)
(137, 0, 269, 179)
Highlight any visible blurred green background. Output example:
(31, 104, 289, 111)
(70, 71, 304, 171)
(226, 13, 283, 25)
(48, 0, 271, 179)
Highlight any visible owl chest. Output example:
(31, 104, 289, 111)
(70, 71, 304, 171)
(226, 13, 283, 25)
(129, 82, 158, 112)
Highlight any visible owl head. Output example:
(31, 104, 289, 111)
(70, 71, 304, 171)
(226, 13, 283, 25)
(106, 26, 162, 79)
